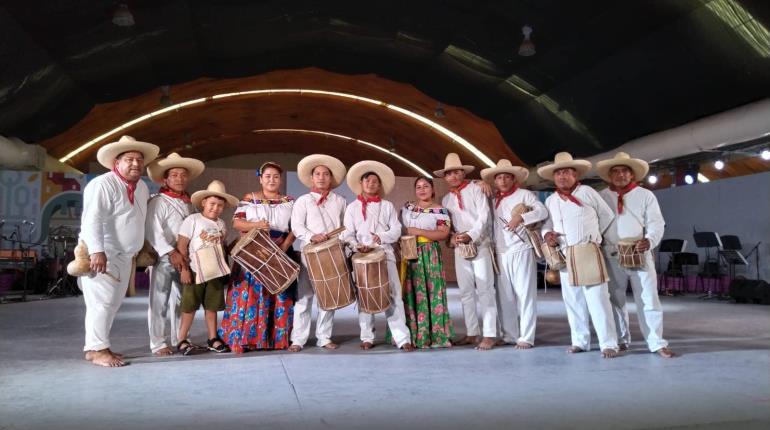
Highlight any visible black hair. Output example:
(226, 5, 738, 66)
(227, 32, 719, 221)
(360, 171, 381, 183)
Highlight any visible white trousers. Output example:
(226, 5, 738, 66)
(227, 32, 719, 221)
(147, 255, 182, 352)
(605, 250, 668, 352)
(358, 260, 411, 348)
(496, 248, 537, 345)
(455, 245, 498, 338)
(290, 253, 336, 347)
(80, 252, 133, 351)
(560, 270, 619, 351)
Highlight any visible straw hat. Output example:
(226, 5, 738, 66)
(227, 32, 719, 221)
(433, 153, 475, 178)
(296, 154, 347, 189)
(190, 180, 239, 208)
(480, 159, 529, 184)
(96, 135, 159, 169)
(536, 152, 591, 181)
(146, 152, 205, 183)
(346, 160, 395, 196)
(595, 152, 649, 183)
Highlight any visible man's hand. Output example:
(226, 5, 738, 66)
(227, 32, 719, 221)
(169, 250, 185, 272)
(455, 233, 472, 244)
(635, 239, 651, 252)
(310, 233, 328, 244)
(90, 252, 107, 274)
(473, 180, 493, 197)
(544, 231, 562, 247)
(506, 214, 524, 231)
(371, 234, 381, 245)
(356, 244, 373, 253)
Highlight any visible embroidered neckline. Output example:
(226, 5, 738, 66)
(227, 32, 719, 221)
(242, 195, 294, 205)
(405, 202, 448, 215)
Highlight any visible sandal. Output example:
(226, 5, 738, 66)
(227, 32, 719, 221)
(177, 339, 195, 356)
(207, 337, 231, 353)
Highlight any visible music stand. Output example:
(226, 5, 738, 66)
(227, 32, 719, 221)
(658, 239, 686, 295)
(719, 235, 748, 282)
(694, 232, 723, 299)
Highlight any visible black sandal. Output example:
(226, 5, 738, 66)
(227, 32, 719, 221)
(207, 337, 231, 353)
(177, 339, 195, 356)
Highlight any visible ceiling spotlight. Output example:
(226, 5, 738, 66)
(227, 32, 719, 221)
(518, 25, 536, 57)
(112, 3, 135, 27)
(647, 174, 658, 185)
(434, 103, 446, 118)
(714, 159, 724, 170)
(684, 174, 694, 185)
(761, 149, 770, 160)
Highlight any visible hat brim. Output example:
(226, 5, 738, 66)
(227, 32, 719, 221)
(297, 154, 347, 189)
(190, 190, 239, 208)
(346, 160, 395, 196)
(537, 160, 591, 181)
(595, 158, 649, 183)
(96, 140, 159, 170)
(480, 166, 529, 184)
(433, 165, 475, 178)
(146, 157, 205, 183)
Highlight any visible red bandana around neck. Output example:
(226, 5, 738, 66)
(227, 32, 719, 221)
(159, 186, 191, 203)
(450, 180, 470, 210)
(610, 182, 638, 214)
(556, 182, 583, 207)
(311, 188, 330, 206)
(494, 186, 518, 209)
(357, 194, 382, 220)
(112, 166, 138, 205)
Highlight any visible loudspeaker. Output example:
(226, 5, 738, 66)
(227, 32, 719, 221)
(729, 279, 770, 304)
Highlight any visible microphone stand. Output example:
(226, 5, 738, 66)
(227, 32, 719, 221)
(744, 242, 761, 280)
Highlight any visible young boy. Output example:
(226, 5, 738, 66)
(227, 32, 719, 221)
(175, 180, 238, 355)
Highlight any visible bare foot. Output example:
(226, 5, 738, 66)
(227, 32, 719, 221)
(360, 341, 374, 350)
(322, 342, 339, 350)
(619, 343, 629, 351)
(288, 344, 303, 353)
(566, 346, 585, 354)
(153, 347, 174, 357)
(494, 339, 508, 346)
(90, 349, 127, 367)
(475, 337, 496, 350)
(84, 350, 95, 361)
(400, 343, 415, 352)
(455, 336, 478, 346)
(107, 349, 124, 358)
(656, 347, 676, 358)
(601, 348, 619, 358)
(515, 342, 533, 349)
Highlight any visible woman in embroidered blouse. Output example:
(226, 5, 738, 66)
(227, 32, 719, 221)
(399, 176, 455, 348)
(218, 162, 297, 352)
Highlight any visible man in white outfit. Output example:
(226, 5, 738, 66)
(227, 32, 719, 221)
(144, 153, 204, 356)
(80, 135, 159, 367)
(596, 152, 675, 358)
(435, 153, 498, 350)
(539, 152, 620, 358)
(481, 159, 548, 349)
(289, 154, 348, 352)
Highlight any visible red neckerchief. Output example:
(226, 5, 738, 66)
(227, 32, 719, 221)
(556, 182, 583, 207)
(494, 186, 518, 209)
(112, 166, 138, 205)
(311, 188, 330, 206)
(357, 194, 381, 220)
(159, 186, 191, 203)
(610, 182, 638, 214)
(450, 180, 470, 210)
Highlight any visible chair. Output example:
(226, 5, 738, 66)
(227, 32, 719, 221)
(658, 239, 686, 294)
(665, 252, 699, 294)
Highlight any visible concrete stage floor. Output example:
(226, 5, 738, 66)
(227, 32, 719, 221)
(1, 287, 768, 430)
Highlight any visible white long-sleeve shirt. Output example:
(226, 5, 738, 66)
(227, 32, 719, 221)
(599, 186, 665, 248)
(493, 188, 549, 254)
(441, 181, 492, 246)
(79, 171, 149, 256)
(290, 191, 347, 249)
(145, 193, 194, 257)
(541, 184, 614, 247)
(343, 199, 402, 262)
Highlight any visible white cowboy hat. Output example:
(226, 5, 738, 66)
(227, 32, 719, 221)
(595, 152, 650, 183)
(346, 160, 395, 196)
(480, 159, 529, 184)
(433, 153, 475, 178)
(96, 135, 160, 169)
(146, 152, 205, 184)
(190, 180, 239, 208)
(536, 152, 591, 181)
(296, 154, 347, 189)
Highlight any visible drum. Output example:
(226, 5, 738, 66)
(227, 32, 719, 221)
(136, 241, 159, 268)
(230, 228, 300, 294)
(399, 235, 418, 260)
(458, 241, 477, 259)
(541, 243, 566, 270)
(617, 238, 645, 269)
(526, 229, 545, 259)
(351, 250, 392, 314)
(302, 238, 356, 311)
(566, 242, 609, 287)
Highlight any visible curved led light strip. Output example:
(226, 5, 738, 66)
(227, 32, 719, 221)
(59, 89, 495, 168)
(250, 128, 433, 177)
